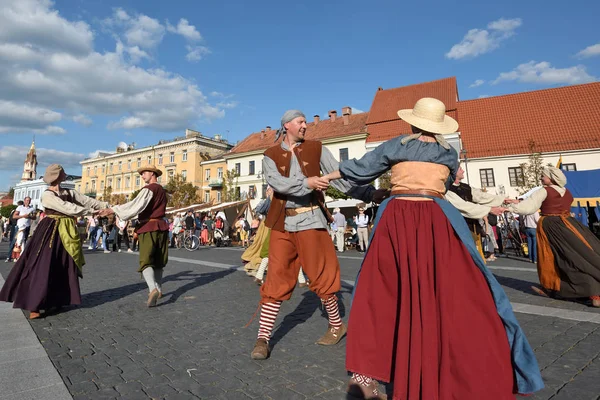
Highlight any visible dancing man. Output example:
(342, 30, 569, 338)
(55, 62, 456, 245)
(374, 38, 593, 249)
(100, 165, 169, 307)
(250, 109, 383, 360)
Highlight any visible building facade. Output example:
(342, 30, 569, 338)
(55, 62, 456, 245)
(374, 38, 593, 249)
(199, 158, 228, 204)
(21, 140, 38, 182)
(80, 129, 232, 201)
(13, 178, 77, 210)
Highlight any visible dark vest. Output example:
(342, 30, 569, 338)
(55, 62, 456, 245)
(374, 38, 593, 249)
(264, 140, 331, 232)
(448, 182, 483, 235)
(136, 183, 169, 233)
(44, 190, 74, 217)
(540, 187, 574, 216)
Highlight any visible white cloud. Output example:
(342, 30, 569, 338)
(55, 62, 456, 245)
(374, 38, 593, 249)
(469, 79, 485, 88)
(185, 45, 211, 62)
(105, 8, 165, 50)
(350, 106, 365, 114)
(446, 18, 522, 60)
(167, 19, 202, 41)
(87, 149, 114, 158)
(210, 91, 234, 99)
(576, 43, 600, 59)
(493, 61, 597, 85)
(0, 0, 227, 134)
(478, 94, 490, 98)
(72, 114, 92, 126)
(216, 101, 239, 109)
(0, 145, 84, 173)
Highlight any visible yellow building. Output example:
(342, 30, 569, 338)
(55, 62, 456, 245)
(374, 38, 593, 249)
(80, 129, 232, 201)
(199, 158, 228, 204)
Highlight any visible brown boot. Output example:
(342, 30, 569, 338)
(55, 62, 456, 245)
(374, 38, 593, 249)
(316, 323, 347, 345)
(147, 289, 159, 307)
(29, 311, 41, 320)
(250, 338, 270, 360)
(347, 377, 387, 399)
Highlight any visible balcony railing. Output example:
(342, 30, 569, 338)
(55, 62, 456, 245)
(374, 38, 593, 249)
(208, 178, 223, 188)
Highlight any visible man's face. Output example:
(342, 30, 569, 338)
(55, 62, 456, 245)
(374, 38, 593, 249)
(456, 167, 465, 181)
(24, 197, 31, 206)
(141, 171, 154, 184)
(284, 116, 307, 142)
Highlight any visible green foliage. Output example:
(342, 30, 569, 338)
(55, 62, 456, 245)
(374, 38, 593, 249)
(129, 188, 142, 200)
(325, 186, 349, 200)
(518, 140, 545, 195)
(8, 187, 14, 197)
(221, 169, 240, 202)
(377, 170, 392, 190)
(0, 204, 17, 219)
(101, 185, 113, 202)
(164, 173, 199, 208)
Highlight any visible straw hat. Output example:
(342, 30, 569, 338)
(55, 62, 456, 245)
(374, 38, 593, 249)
(137, 165, 162, 177)
(43, 164, 67, 184)
(397, 98, 458, 135)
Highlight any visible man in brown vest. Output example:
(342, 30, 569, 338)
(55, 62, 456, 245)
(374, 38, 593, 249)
(251, 109, 381, 360)
(100, 165, 169, 307)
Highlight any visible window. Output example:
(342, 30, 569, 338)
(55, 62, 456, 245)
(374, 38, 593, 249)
(170, 152, 175, 163)
(262, 184, 268, 199)
(87, 167, 90, 176)
(91, 180, 96, 191)
(125, 176, 130, 188)
(147, 156, 151, 165)
(205, 191, 210, 203)
(339, 148, 349, 162)
(109, 163, 113, 172)
(181, 170, 187, 181)
(127, 159, 131, 169)
(93, 166, 97, 175)
(249, 185, 256, 199)
(205, 169, 211, 181)
(182, 150, 188, 161)
(116, 177, 121, 189)
(101, 164, 105, 174)
(118, 161, 122, 171)
(137, 158, 141, 167)
(85, 182, 89, 192)
(235, 163, 241, 176)
(100, 180, 104, 190)
(108, 178, 112, 188)
(168, 170, 174, 181)
(235, 186, 241, 199)
(562, 163, 577, 171)
(158, 154, 163, 165)
(508, 167, 524, 187)
(479, 169, 495, 188)
(135, 176, 140, 187)
(216, 191, 221, 203)
(217, 167, 223, 178)
(249, 160, 255, 175)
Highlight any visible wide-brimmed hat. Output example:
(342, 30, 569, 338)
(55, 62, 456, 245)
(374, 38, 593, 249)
(43, 164, 67, 184)
(397, 98, 458, 135)
(137, 165, 162, 177)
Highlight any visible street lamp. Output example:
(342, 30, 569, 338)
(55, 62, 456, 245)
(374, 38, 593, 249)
(460, 149, 470, 184)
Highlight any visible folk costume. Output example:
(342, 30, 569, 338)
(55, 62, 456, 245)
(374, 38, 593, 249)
(446, 182, 506, 260)
(112, 166, 169, 307)
(0, 165, 108, 319)
(339, 99, 543, 399)
(510, 167, 600, 307)
(250, 110, 375, 360)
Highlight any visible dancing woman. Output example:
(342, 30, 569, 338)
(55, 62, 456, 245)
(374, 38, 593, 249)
(323, 98, 543, 399)
(0, 164, 108, 319)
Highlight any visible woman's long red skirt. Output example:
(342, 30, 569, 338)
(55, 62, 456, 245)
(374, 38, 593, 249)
(346, 200, 515, 400)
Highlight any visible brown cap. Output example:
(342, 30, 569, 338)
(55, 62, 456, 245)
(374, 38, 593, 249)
(43, 164, 66, 184)
(137, 165, 162, 177)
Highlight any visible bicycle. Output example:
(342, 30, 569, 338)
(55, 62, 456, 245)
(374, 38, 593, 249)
(176, 230, 200, 251)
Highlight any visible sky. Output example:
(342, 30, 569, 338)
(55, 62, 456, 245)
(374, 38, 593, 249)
(0, 0, 599, 191)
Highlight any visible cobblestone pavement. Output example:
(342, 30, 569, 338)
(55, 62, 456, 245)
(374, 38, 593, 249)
(1, 243, 600, 400)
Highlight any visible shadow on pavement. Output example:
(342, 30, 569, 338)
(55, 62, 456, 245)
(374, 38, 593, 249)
(157, 268, 237, 306)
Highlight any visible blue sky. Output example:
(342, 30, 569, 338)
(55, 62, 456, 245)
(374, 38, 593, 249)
(1, 0, 598, 190)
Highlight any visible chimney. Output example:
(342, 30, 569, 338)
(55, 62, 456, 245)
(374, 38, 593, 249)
(260, 129, 265, 140)
(328, 110, 337, 122)
(314, 115, 320, 125)
(266, 126, 271, 131)
(342, 106, 351, 125)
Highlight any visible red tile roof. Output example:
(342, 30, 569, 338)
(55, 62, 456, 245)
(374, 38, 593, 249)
(365, 77, 458, 143)
(458, 82, 600, 159)
(227, 112, 369, 155)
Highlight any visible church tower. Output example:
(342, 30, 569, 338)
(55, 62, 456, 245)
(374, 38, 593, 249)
(21, 138, 38, 182)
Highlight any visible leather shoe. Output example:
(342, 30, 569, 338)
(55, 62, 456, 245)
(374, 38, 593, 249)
(147, 289, 159, 307)
(347, 377, 387, 399)
(316, 323, 347, 345)
(251, 338, 270, 360)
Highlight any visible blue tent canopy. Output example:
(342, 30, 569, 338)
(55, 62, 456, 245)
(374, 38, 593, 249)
(564, 169, 600, 226)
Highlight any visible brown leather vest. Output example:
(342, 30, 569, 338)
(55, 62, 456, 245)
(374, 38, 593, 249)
(540, 187, 574, 215)
(44, 190, 74, 217)
(264, 140, 331, 232)
(136, 183, 169, 233)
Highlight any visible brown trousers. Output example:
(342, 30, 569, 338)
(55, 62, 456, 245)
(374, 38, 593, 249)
(260, 228, 340, 303)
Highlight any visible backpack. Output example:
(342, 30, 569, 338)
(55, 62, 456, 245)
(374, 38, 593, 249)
(488, 214, 498, 227)
(8, 209, 17, 226)
(243, 220, 250, 232)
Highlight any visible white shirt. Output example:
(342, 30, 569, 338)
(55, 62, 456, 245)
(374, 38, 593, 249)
(16, 205, 34, 229)
(356, 214, 369, 228)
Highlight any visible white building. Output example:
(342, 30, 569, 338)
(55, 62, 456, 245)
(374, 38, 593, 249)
(13, 178, 76, 210)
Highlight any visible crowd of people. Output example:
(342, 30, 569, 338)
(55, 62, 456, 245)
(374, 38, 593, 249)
(3, 97, 600, 399)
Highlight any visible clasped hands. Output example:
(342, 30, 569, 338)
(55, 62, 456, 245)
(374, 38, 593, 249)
(490, 198, 520, 216)
(95, 208, 114, 217)
(307, 175, 389, 204)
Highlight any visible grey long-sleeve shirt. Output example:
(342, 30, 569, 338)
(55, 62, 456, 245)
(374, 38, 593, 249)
(263, 141, 375, 232)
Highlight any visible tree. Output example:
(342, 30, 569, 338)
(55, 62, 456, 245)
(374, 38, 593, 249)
(101, 186, 113, 202)
(129, 188, 142, 200)
(325, 186, 349, 200)
(377, 171, 392, 190)
(221, 169, 240, 202)
(517, 140, 546, 195)
(165, 173, 199, 208)
(8, 187, 14, 198)
(110, 194, 126, 205)
(0, 204, 17, 219)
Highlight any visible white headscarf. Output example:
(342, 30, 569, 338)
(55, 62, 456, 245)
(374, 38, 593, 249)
(542, 166, 567, 188)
